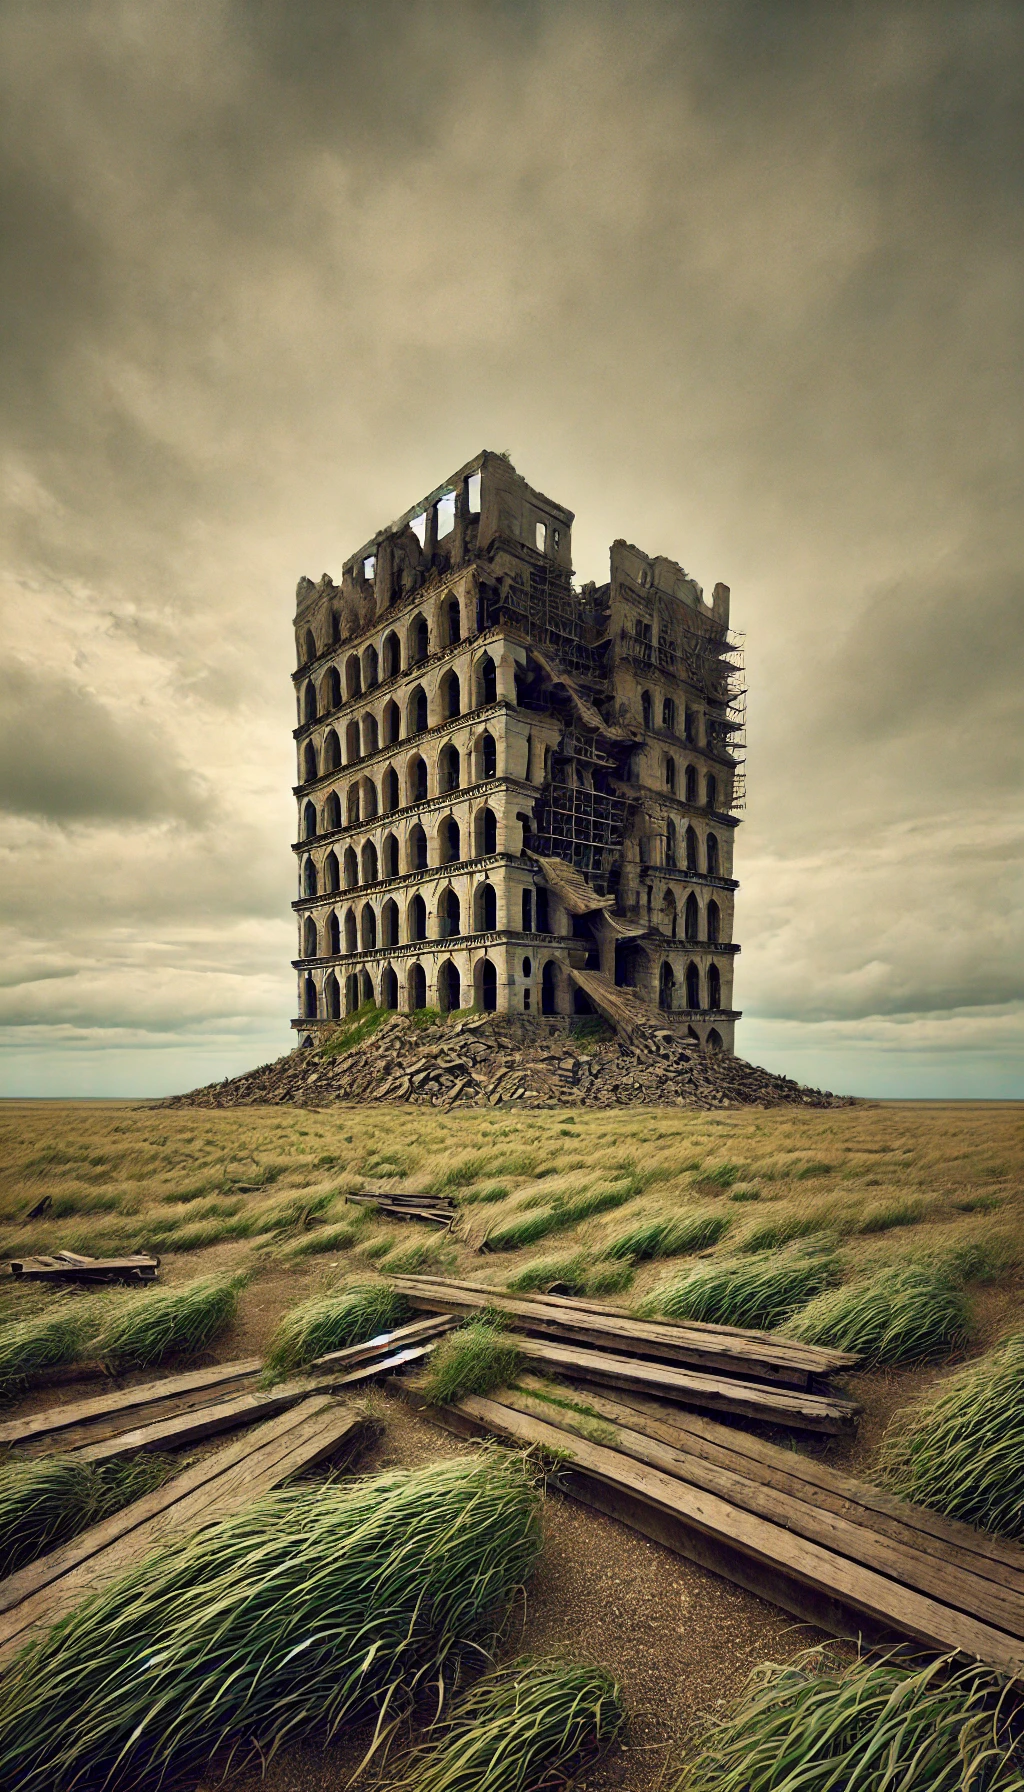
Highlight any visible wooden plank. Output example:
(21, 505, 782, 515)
(0, 1398, 366, 1663)
(0, 1359, 264, 1450)
(499, 1387, 1024, 1641)
(427, 1392, 1024, 1677)
(510, 1336, 859, 1434)
(389, 1276, 856, 1386)
(601, 1388, 1024, 1589)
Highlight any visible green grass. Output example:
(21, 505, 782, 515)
(639, 1253, 840, 1330)
(320, 999, 390, 1057)
(482, 1183, 636, 1253)
(419, 1323, 523, 1405)
(284, 1222, 360, 1259)
(396, 1656, 625, 1791)
(857, 1198, 927, 1234)
(96, 1273, 245, 1369)
(458, 1183, 512, 1206)
(675, 1646, 1024, 1791)
(738, 1213, 836, 1253)
(0, 1454, 542, 1792)
(878, 1331, 1024, 1538)
(0, 1454, 172, 1577)
(506, 1253, 590, 1294)
(603, 1211, 731, 1262)
(781, 1266, 972, 1365)
(0, 1299, 99, 1399)
(264, 1281, 410, 1373)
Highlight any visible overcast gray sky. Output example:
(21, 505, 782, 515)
(1, 0, 1021, 1097)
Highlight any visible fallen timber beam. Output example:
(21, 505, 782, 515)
(509, 1335, 859, 1434)
(8, 1251, 159, 1285)
(388, 1275, 857, 1390)
(401, 1388, 1023, 1678)
(0, 1396, 369, 1665)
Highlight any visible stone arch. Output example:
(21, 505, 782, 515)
(477, 653, 497, 706)
(381, 964, 399, 1010)
(361, 839, 379, 884)
(438, 885, 461, 939)
(324, 849, 340, 892)
(302, 739, 318, 782)
(444, 594, 462, 646)
(686, 960, 701, 1010)
(382, 765, 399, 812)
(475, 880, 497, 931)
(615, 940, 650, 989)
(325, 971, 341, 1020)
(302, 913, 318, 958)
(382, 831, 399, 878)
(685, 765, 697, 803)
(327, 909, 341, 955)
(641, 689, 653, 729)
(361, 712, 379, 756)
(323, 729, 341, 772)
(707, 1026, 724, 1050)
(409, 612, 430, 665)
(359, 967, 375, 1006)
(302, 681, 317, 723)
(383, 699, 401, 745)
(659, 959, 675, 1012)
(408, 962, 427, 1010)
(440, 742, 460, 793)
(475, 956, 497, 1011)
(325, 665, 342, 710)
(347, 784, 361, 827)
(665, 755, 676, 794)
(303, 973, 318, 1018)
(382, 632, 401, 680)
(360, 902, 377, 951)
(408, 892, 427, 941)
(408, 754, 428, 804)
(345, 971, 359, 1014)
(706, 773, 718, 810)
(661, 889, 677, 939)
(381, 897, 399, 947)
(475, 805, 497, 856)
(408, 685, 428, 735)
(440, 669, 461, 720)
(409, 824, 428, 871)
(541, 958, 559, 1014)
(345, 719, 361, 763)
(665, 817, 677, 869)
(707, 899, 720, 943)
(438, 958, 461, 1013)
(343, 845, 358, 889)
(475, 729, 497, 781)
(685, 825, 699, 871)
(344, 654, 361, 699)
(324, 790, 342, 832)
(344, 907, 358, 954)
(302, 857, 318, 897)
(360, 775, 378, 820)
(708, 962, 722, 1010)
(706, 833, 720, 877)
(362, 644, 378, 690)
(439, 814, 461, 864)
(684, 892, 699, 940)
(302, 800, 317, 840)
(303, 629, 317, 666)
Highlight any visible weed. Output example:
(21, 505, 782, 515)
(640, 1253, 839, 1329)
(603, 1211, 731, 1262)
(265, 1281, 409, 1373)
(97, 1274, 245, 1369)
(782, 1266, 972, 1365)
(419, 1322, 522, 1405)
(0, 1454, 172, 1577)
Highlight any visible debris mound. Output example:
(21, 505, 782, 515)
(165, 1015, 852, 1111)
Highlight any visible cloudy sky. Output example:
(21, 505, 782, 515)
(1, 0, 1021, 1098)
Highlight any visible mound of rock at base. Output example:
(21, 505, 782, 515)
(165, 1014, 852, 1111)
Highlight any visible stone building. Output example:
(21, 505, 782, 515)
(291, 451, 745, 1049)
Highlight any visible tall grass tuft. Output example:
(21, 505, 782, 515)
(482, 1183, 636, 1253)
(639, 1253, 839, 1330)
(781, 1265, 971, 1365)
(419, 1323, 522, 1405)
(506, 1254, 590, 1293)
(96, 1273, 245, 1369)
(0, 1454, 542, 1792)
(603, 1211, 730, 1263)
(879, 1331, 1024, 1538)
(0, 1454, 172, 1577)
(265, 1281, 410, 1373)
(395, 1656, 625, 1791)
(0, 1300, 100, 1398)
(675, 1646, 1024, 1792)
(284, 1222, 360, 1259)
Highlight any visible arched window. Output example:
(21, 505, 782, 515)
(409, 755, 428, 803)
(343, 846, 358, 888)
(345, 655, 361, 698)
(659, 960, 675, 1012)
(362, 644, 378, 690)
(665, 818, 677, 869)
(409, 824, 428, 871)
(446, 597, 462, 645)
(475, 806, 497, 856)
(409, 962, 427, 1010)
(327, 910, 341, 955)
(382, 632, 401, 679)
(684, 706, 697, 744)
(706, 833, 720, 877)
(359, 967, 374, 1007)
(641, 690, 653, 730)
(383, 766, 399, 812)
(684, 764, 697, 804)
(360, 903, 377, 950)
(409, 894, 427, 941)
(344, 908, 357, 954)
(438, 959, 461, 1013)
(477, 730, 497, 780)
(345, 719, 361, 763)
(330, 610, 341, 644)
(686, 961, 701, 1010)
(302, 914, 318, 958)
(684, 892, 699, 940)
(303, 681, 317, 723)
(324, 790, 342, 831)
(359, 714, 377, 757)
(665, 756, 676, 794)
(381, 965, 399, 1010)
(685, 825, 698, 872)
(302, 857, 318, 897)
(324, 849, 340, 892)
(477, 958, 497, 1012)
(440, 744, 460, 792)
(708, 963, 721, 1010)
(361, 840, 379, 884)
(383, 700, 400, 745)
(476, 881, 497, 930)
(661, 890, 677, 939)
(442, 671, 461, 719)
(707, 1027, 724, 1051)
(347, 785, 361, 827)
(382, 832, 399, 878)
(478, 655, 497, 706)
(521, 890, 534, 932)
(409, 686, 428, 734)
(326, 667, 342, 710)
(381, 898, 399, 946)
(361, 776, 378, 820)
(541, 959, 558, 1014)
(707, 899, 720, 943)
(323, 729, 341, 772)
(441, 816, 461, 863)
(302, 739, 318, 782)
(411, 614, 429, 664)
(345, 972, 359, 1014)
(325, 972, 341, 1020)
(438, 886, 461, 939)
(302, 801, 317, 840)
(706, 773, 717, 810)
(303, 629, 317, 666)
(662, 697, 676, 731)
(303, 974, 317, 1018)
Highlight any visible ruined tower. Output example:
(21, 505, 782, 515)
(291, 452, 745, 1049)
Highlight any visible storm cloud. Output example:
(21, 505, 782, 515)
(0, 0, 1021, 1094)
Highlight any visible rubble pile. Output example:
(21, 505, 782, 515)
(166, 1015, 852, 1111)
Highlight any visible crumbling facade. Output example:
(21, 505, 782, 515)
(291, 452, 745, 1049)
